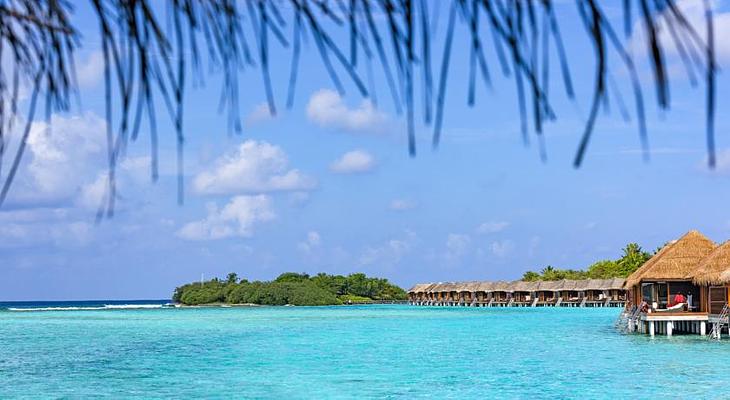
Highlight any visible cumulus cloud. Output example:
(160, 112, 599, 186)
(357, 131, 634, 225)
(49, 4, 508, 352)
(193, 140, 316, 195)
(490, 240, 515, 258)
(244, 103, 275, 127)
(0, 208, 93, 248)
(631, 1, 730, 65)
(76, 173, 108, 210)
(446, 233, 471, 259)
(297, 231, 322, 253)
(706, 149, 730, 175)
(0, 112, 153, 213)
(177, 195, 275, 241)
(18, 113, 106, 204)
(359, 230, 417, 266)
(476, 221, 510, 234)
(329, 150, 376, 174)
(307, 89, 388, 133)
(389, 199, 416, 211)
(76, 51, 105, 88)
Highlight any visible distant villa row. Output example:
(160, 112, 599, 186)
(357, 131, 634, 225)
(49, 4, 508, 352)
(407, 278, 627, 307)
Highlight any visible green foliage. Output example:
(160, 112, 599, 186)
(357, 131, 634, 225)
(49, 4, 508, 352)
(521, 271, 541, 281)
(338, 294, 374, 304)
(174, 272, 407, 306)
(522, 243, 652, 281)
(274, 272, 310, 283)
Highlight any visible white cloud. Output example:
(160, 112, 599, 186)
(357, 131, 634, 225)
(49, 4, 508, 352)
(389, 199, 416, 211)
(245, 103, 275, 127)
(9, 111, 153, 209)
(359, 230, 417, 266)
(120, 156, 153, 182)
(193, 140, 316, 195)
(490, 240, 515, 258)
(709, 149, 730, 175)
(177, 195, 275, 241)
(307, 89, 388, 133)
(476, 221, 510, 234)
(76, 173, 108, 210)
(329, 150, 376, 174)
(18, 113, 106, 203)
(297, 230, 322, 253)
(0, 208, 93, 248)
(76, 51, 105, 88)
(631, 1, 730, 65)
(446, 233, 471, 258)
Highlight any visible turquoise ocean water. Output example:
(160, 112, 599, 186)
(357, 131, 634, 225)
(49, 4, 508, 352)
(1, 303, 729, 398)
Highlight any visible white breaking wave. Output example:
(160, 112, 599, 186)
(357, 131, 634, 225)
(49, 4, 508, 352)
(7, 304, 167, 312)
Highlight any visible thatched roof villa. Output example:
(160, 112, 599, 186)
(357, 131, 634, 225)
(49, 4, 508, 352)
(624, 230, 715, 312)
(691, 241, 730, 286)
(691, 241, 730, 315)
(621, 230, 730, 338)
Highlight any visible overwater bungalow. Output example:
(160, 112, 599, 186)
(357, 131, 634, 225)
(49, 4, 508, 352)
(475, 281, 495, 305)
(691, 241, 730, 315)
(459, 282, 481, 305)
(512, 281, 539, 306)
(490, 281, 513, 306)
(554, 279, 582, 306)
(429, 283, 448, 305)
(407, 283, 433, 305)
(534, 281, 560, 305)
(622, 230, 716, 336)
(443, 283, 459, 305)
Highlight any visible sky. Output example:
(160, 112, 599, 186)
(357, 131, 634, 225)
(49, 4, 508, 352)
(3, 1, 730, 300)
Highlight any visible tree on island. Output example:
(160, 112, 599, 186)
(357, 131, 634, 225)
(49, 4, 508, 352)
(522, 243, 652, 281)
(173, 272, 407, 306)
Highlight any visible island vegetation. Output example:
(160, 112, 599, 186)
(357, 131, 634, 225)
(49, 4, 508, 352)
(522, 243, 653, 281)
(173, 272, 407, 306)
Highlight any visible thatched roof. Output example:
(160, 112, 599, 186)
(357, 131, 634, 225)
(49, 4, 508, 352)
(511, 280, 539, 292)
(441, 282, 460, 292)
(575, 279, 596, 290)
(553, 279, 580, 291)
(690, 241, 730, 286)
(606, 278, 626, 290)
(625, 230, 716, 288)
(409, 277, 627, 293)
(476, 281, 496, 292)
(534, 280, 561, 291)
(426, 282, 448, 293)
(491, 281, 514, 292)
(408, 283, 434, 293)
(458, 281, 481, 292)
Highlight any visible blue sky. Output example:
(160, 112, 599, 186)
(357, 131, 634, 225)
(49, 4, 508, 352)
(3, 1, 730, 300)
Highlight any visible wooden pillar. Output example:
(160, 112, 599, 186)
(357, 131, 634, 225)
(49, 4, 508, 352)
(700, 321, 706, 336)
(667, 321, 673, 336)
(649, 321, 655, 337)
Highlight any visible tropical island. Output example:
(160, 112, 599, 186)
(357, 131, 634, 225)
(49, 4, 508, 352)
(173, 272, 408, 306)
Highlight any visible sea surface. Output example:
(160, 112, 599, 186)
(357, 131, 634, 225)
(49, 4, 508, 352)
(1, 303, 729, 398)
